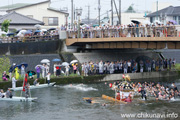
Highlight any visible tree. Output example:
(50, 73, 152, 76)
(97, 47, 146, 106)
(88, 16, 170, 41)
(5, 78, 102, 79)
(1, 19, 11, 32)
(125, 5, 136, 13)
(0, 56, 11, 76)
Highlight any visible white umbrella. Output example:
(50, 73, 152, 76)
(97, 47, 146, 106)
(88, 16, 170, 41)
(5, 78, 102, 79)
(62, 62, 69, 66)
(17, 30, 27, 36)
(70, 60, 78, 64)
(154, 20, 162, 24)
(34, 24, 41, 30)
(41, 29, 47, 32)
(0, 31, 7, 34)
(41, 59, 50, 63)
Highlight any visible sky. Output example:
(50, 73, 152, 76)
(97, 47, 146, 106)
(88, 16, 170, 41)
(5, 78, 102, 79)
(0, 0, 180, 19)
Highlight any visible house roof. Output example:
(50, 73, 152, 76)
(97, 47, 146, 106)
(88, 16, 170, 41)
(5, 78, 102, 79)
(47, 8, 69, 15)
(0, 11, 44, 25)
(6, 0, 50, 12)
(0, 3, 30, 10)
(146, 6, 180, 17)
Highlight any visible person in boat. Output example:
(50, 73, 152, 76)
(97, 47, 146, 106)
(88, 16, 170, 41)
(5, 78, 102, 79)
(124, 96, 132, 102)
(0, 89, 5, 98)
(172, 82, 178, 91)
(25, 84, 29, 98)
(46, 72, 51, 85)
(2, 71, 8, 81)
(116, 92, 121, 100)
(6, 88, 13, 98)
(140, 84, 147, 100)
(12, 75, 17, 89)
(33, 79, 39, 86)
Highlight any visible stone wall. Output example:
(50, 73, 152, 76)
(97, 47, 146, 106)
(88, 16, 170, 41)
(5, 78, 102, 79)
(0, 40, 62, 55)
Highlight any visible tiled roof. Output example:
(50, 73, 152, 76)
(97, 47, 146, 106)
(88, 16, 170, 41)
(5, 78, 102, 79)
(146, 6, 180, 17)
(0, 11, 44, 25)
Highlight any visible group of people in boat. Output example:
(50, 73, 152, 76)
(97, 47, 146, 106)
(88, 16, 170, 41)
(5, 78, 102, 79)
(133, 82, 180, 100)
(111, 79, 179, 102)
(0, 89, 13, 98)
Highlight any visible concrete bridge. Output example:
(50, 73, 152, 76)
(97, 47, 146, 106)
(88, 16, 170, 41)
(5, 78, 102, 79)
(66, 26, 180, 49)
(66, 37, 180, 49)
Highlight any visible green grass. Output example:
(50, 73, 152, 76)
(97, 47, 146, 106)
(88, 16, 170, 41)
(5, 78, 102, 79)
(0, 73, 82, 82)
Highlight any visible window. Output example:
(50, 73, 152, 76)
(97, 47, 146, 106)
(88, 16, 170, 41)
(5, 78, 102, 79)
(178, 16, 180, 25)
(173, 16, 177, 21)
(43, 17, 58, 26)
(27, 15, 33, 18)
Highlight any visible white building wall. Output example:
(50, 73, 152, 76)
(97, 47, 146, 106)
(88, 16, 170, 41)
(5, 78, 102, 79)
(13, 2, 66, 29)
(110, 13, 146, 25)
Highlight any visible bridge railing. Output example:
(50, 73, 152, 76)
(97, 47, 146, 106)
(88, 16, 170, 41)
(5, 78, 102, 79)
(0, 35, 59, 43)
(67, 26, 178, 39)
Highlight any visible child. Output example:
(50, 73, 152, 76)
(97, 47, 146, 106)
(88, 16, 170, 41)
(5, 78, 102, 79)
(46, 72, 51, 85)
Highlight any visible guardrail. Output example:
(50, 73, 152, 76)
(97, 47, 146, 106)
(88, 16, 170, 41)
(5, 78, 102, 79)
(0, 35, 59, 43)
(67, 26, 178, 39)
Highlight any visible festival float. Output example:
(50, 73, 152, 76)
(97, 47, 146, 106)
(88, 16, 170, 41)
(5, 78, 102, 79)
(103, 74, 134, 103)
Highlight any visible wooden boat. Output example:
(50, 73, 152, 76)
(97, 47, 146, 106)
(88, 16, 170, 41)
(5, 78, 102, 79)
(0, 96, 37, 102)
(10, 82, 56, 91)
(102, 94, 127, 104)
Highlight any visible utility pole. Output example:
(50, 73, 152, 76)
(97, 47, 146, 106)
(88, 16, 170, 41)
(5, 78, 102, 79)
(71, 0, 73, 29)
(119, 0, 121, 25)
(85, 5, 90, 25)
(111, 0, 113, 25)
(98, 0, 101, 25)
(113, 0, 119, 25)
(156, 0, 158, 20)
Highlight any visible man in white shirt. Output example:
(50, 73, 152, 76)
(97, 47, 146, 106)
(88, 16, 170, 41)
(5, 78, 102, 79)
(12, 75, 17, 89)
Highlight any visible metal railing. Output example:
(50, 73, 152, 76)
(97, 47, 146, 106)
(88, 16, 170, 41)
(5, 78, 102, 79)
(67, 26, 178, 39)
(0, 35, 59, 43)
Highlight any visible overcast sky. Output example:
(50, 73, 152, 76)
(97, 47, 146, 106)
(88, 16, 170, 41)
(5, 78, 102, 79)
(1, 0, 180, 19)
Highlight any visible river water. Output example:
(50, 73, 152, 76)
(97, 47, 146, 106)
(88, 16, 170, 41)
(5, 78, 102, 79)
(0, 80, 180, 120)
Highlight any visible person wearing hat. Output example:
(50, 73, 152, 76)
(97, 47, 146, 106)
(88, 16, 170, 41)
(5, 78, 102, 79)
(9, 63, 16, 80)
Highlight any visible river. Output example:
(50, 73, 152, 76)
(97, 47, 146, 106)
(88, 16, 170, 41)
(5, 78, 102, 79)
(0, 80, 180, 120)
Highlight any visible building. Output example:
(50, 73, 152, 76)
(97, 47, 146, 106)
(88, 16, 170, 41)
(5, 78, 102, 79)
(0, 11, 44, 32)
(146, 6, 180, 25)
(0, 0, 69, 29)
(110, 12, 146, 25)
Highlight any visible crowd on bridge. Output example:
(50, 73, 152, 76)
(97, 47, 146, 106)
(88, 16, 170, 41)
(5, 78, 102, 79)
(81, 58, 176, 76)
(67, 21, 178, 39)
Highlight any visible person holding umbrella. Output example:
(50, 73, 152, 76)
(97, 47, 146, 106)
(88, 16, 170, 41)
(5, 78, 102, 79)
(35, 65, 41, 79)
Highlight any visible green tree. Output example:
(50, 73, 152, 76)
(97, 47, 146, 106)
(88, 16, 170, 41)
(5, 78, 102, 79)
(0, 56, 11, 76)
(1, 19, 11, 32)
(125, 5, 136, 13)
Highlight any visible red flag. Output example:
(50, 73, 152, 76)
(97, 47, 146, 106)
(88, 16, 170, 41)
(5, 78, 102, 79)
(22, 74, 28, 91)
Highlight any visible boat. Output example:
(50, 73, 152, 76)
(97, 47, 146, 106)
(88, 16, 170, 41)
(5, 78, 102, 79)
(10, 82, 56, 91)
(0, 96, 37, 102)
(102, 94, 127, 104)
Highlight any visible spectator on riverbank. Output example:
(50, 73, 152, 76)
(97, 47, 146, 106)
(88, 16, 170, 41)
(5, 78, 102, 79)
(81, 58, 176, 76)
(35, 66, 41, 79)
(2, 71, 8, 81)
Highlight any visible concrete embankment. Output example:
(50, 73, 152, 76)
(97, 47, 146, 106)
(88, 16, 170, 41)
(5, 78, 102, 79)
(101, 71, 179, 82)
(0, 71, 179, 90)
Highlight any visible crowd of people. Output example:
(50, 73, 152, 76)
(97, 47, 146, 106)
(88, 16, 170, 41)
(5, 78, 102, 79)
(81, 58, 176, 76)
(67, 21, 177, 39)
(133, 82, 180, 101)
